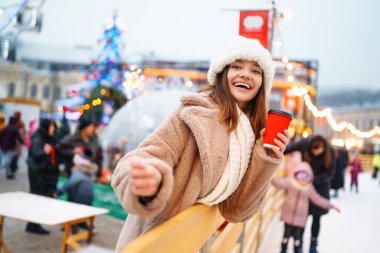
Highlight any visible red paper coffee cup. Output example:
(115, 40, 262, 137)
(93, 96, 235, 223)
(263, 109, 292, 150)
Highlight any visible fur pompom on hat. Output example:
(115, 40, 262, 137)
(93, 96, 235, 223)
(207, 36, 274, 93)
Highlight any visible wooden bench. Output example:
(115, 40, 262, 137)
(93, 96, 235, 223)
(0, 191, 109, 253)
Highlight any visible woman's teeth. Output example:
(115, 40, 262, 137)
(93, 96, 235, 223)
(234, 83, 251, 90)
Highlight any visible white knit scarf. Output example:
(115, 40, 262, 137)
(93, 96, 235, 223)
(197, 107, 254, 205)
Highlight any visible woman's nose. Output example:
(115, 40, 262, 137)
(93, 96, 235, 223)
(239, 68, 251, 79)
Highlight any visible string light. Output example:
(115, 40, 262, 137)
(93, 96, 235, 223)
(273, 8, 378, 139)
(292, 86, 380, 138)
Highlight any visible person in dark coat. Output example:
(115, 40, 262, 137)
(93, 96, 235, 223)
(284, 135, 336, 253)
(0, 117, 24, 179)
(89, 125, 103, 180)
(26, 119, 58, 235)
(56, 117, 96, 177)
(331, 146, 349, 198)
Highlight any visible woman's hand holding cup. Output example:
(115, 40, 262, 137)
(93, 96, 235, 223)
(260, 128, 290, 159)
(262, 109, 292, 158)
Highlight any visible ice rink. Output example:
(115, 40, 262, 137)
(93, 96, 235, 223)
(260, 172, 380, 253)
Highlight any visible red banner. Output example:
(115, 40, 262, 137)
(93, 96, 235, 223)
(239, 10, 270, 49)
(282, 89, 300, 111)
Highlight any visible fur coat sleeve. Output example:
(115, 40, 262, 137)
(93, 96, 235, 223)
(111, 107, 190, 218)
(218, 139, 283, 223)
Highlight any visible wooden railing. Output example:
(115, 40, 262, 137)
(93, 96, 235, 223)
(119, 154, 375, 253)
(357, 154, 374, 172)
(122, 170, 286, 253)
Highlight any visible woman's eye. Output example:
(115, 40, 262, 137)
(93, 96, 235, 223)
(231, 65, 241, 69)
(252, 69, 262, 75)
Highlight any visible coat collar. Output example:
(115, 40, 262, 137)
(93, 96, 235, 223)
(179, 92, 230, 186)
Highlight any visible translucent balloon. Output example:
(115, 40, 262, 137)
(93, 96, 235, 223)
(100, 88, 191, 152)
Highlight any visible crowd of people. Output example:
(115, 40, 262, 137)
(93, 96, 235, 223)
(0, 111, 103, 235)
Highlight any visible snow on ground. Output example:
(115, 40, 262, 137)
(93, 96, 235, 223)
(259, 173, 380, 253)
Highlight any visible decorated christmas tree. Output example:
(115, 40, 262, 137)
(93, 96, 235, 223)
(79, 15, 129, 124)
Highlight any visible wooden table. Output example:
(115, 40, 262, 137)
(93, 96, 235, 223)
(0, 191, 109, 253)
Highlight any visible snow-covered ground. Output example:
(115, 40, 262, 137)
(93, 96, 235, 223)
(259, 173, 380, 253)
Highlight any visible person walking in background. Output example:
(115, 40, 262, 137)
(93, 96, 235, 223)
(372, 152, 380, 179)
(0, 113, 7, 165)
(348, 153, 362, 193)
(0, 113, 6, 132)
(10, 111, 26, 175)
(331, 146, 349, 198)
(56, 117, 95, 177)
(0, 117, 24, 179)
(284, 135, 336, 253)
(25, 119, 58, 235)
(272, 153, 340, 253)
(111, 36, 290, 251)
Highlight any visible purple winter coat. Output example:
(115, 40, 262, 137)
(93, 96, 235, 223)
(349, 156, 362, 182)
(272, 163, 335, 228)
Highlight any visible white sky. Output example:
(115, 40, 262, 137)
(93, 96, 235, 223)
(18, 0, 380, 91)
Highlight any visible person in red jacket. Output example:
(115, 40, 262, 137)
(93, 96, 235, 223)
(272, 156, 340, 253)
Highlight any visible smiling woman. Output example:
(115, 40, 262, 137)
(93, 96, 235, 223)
(227, 60, 263, 108)
(111, 36, 290, 252)
(204, 36, 274, 138)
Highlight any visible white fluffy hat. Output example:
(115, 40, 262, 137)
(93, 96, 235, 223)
(207, 36, 274, 93)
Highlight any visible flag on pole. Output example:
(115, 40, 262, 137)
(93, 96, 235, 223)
(239, 10, 270, 49)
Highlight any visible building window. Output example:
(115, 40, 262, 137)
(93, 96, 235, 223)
(43, 85, 50, 99)
(369, 119, 374, 129)
(8, 82, 15, 97)
(54, 87, 61, 99)
(31, 84, 38, 98)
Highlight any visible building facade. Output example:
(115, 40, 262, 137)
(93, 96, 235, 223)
(0, 61, 81, 112)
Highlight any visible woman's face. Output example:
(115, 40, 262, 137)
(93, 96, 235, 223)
(311, 145, 324, 156)
(227, 59, 263, 108)
(48, 123, 55, 136)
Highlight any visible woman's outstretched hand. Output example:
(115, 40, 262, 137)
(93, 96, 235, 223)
(129, 160, 162, 197)
(260, 128, 290, 159)
(332, 205, 341, 213)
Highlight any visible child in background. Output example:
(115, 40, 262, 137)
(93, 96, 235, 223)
(54, 148, 98, 233)
(348, 154, 362, 193)
(272, 153, 340, 253)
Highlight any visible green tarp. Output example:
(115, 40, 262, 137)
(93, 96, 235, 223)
(58, 177, 127, 220)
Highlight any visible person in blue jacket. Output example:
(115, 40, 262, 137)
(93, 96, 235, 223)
(54, 148, 98, 233)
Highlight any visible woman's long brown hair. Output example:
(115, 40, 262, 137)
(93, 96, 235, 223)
(201, 65, 267, 139)
(304, 136, 332, 169)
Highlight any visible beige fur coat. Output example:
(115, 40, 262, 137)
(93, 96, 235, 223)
(111, 92, 283, 251)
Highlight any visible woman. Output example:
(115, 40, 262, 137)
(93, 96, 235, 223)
(111, 36, 290, 251)
(284, 135, 336, 253)
(26, 119, 58, 235)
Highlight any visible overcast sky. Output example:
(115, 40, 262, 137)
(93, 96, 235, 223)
(19, 0, 380, 92)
